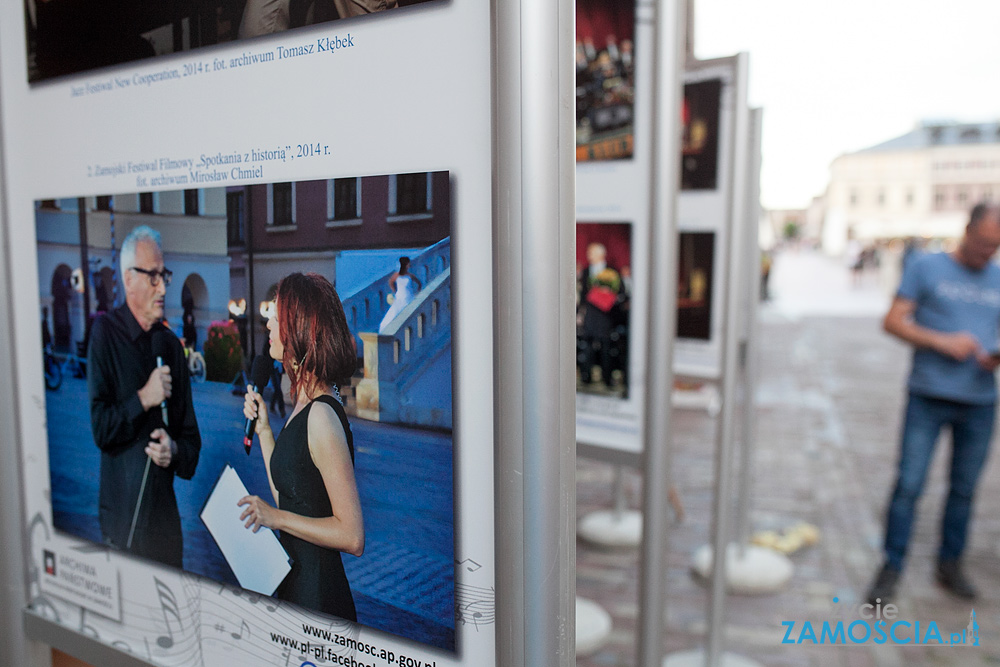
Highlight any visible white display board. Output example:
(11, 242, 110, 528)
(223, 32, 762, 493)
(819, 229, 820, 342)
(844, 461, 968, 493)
(674, 57, 747, 381)
(575, 0, 654, 457)
(577, 50, 749, 458)
(1, 2, 500, 665)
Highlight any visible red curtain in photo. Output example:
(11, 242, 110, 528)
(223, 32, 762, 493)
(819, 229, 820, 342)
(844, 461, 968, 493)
(576, 0, 634, 51)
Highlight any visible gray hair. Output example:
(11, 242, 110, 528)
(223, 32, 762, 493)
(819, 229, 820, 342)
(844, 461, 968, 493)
(120, 225, 162, 278)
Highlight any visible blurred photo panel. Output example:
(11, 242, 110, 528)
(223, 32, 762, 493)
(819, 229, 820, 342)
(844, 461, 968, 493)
(576, 222, 632, 398)
(26, 0, 442, 82)
(576, 0, 636, 161)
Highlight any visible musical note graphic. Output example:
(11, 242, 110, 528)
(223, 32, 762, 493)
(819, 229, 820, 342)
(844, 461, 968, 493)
(455, 583, 496, 629)
(27, 513, 60, 623)
(456, 558, 482, 572)
(229, 585, 279, 612)
(231, 620, 250, 641)
(153, 577, 182, 649)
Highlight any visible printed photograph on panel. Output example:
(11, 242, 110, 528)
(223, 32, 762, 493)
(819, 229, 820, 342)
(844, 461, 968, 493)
(676, 231, 714, 340)
(25, 0, 438, 82)
(35, 172, 456, 651)
(576, 222, 632, 398)
(576, 0, 635, 162)
(681, 79, 722, 190)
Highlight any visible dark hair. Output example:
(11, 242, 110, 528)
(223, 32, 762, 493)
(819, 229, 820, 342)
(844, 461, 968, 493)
(399, 256, 411, 273)
(276, 272, 356, 398)
(968, 202, 998, 230)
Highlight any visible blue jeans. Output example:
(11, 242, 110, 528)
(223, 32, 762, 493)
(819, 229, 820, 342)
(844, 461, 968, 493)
(884, 393, 996, 570)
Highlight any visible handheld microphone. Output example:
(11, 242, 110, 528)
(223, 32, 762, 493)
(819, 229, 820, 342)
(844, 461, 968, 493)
(244, 356, 274, 454)
(156, 357, 168, 426)
(151, 330, 169, 427)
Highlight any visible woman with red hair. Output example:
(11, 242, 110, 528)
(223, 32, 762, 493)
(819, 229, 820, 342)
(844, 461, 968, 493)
(240, 272, 364, 620)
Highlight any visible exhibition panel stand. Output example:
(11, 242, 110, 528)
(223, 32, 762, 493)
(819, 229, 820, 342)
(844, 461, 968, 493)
(573, 0, 689, 655)
(574, 0, 663, 653)
(688, 107, 791, 599)
(634, 0, 686, 664)
(667, 57, 765, 667)
(0, 0, 575, 665)
(726, 108, 792, 593)
(493, 0, 577, 663)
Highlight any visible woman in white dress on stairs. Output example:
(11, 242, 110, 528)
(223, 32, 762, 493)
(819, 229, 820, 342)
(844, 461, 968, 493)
(378, 257, 422, 333)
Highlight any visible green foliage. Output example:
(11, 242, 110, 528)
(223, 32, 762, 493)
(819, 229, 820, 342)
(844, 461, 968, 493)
(203, 320, 243, 382)
(783, 221, 800, 239)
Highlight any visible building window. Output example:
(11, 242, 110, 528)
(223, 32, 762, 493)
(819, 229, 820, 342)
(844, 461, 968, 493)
(877, 189, 885, 206)
(417, 313, 425, 338)
(267, 183, 295, 226)
(849, 189, 858, 207)
(327, 178, 362, 221)
(960, 127, 981, 141)
(905, 190, 914, 206)
(957, 189, 968, 206)
(184, 189, 202, 216)
(388, 173, 433, 217)
(404, 327, 411, 351)
(934, 188, 947, 210)
(139, 192, 158, 214)
(226, 191, 245, 246)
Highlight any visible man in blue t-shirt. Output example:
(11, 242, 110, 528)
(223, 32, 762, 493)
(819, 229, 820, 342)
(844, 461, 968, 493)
(868, 203, 1000, 605)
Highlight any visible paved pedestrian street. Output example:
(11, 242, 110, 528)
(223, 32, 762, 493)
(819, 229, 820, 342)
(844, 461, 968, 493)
(577, 250, 1000, 665)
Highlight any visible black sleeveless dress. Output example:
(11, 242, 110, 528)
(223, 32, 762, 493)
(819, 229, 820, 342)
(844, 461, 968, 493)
(271, 394, 357, 620)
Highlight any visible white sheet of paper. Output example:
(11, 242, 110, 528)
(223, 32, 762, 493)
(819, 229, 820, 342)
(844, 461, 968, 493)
(200, 465, 291, 596)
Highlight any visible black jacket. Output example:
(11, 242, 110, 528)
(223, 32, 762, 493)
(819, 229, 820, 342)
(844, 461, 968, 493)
(87, 304, 200, 567)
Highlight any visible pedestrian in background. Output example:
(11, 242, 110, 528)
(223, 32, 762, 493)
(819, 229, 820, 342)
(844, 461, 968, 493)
(868, 203, 1000, 604)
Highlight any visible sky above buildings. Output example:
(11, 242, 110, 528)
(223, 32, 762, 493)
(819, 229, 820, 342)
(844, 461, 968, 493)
(695, 0, 1000, 210)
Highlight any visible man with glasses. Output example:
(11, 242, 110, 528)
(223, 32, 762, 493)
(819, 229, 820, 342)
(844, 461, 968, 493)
(87, 225, 201, 568)
(867, 203, 1000, 605)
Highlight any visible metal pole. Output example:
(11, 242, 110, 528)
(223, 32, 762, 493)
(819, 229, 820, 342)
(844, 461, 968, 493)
(613, 466, 627, 518)
(636, 0, 687, 665)
(493, 0, 576, 662)
(734, 108, 764, 554)
(705, 54, 751, 667)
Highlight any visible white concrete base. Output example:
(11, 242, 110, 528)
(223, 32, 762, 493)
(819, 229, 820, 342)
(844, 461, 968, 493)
(575, 596, 613, 657)
(578, 510, 643, 549)
(663, 649, 763, 667)
(691, 543, 794, 595)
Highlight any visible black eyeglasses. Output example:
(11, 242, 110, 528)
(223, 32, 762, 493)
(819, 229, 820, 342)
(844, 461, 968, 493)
(130, 267, 173, 287)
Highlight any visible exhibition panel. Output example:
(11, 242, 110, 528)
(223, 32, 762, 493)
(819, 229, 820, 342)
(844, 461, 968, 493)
(575, 0, 655, 460)
(674, 58, 746, 381)
(0, 0, 575, 663)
